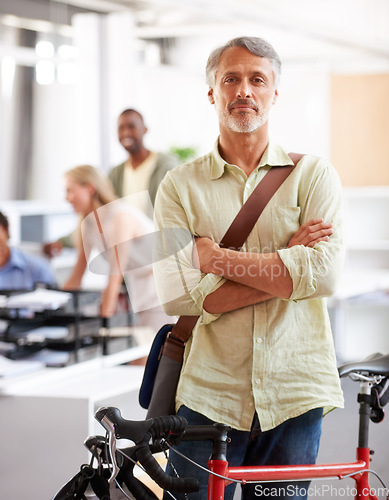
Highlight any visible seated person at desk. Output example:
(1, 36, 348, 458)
(62, 165, 169, 331)
(0, 211, 56, 290)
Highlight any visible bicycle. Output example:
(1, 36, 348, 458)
(52, 353, 389, 500)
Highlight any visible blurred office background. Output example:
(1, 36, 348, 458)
(1, 3, 389, 499)
(1, 0, 389, 362)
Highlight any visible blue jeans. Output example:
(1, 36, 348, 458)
(164, 406, 323, 500)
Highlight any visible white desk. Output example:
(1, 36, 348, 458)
(0, 346, 150, 500)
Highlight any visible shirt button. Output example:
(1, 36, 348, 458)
(256, 338, 262, 344)
(248, 402, 254, 407)
(255, 378, 261, 385)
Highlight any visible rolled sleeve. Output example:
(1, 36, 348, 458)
(277, 156, 345, 302)
(153, 249, 225, 324)
(278, 245, 317, 301)
(190, 273, 225, 325)
(278, 237, 345, 301)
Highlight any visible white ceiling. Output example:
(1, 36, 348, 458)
(1, 0, 389, 72)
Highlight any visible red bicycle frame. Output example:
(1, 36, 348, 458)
(208, 446, 377, 500)
(200, 377, 385, 500)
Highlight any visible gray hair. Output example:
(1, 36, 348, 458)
(205, 36, 281, 87)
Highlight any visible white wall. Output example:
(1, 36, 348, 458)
(134, 64, 218, 157)
(29, 14, 103, 201)
(271, 64, 331, 159)
(29, 82, 82, 201)
(0, 57, 17, 201)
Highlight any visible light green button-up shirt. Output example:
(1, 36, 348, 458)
(153, 140, 344, 432)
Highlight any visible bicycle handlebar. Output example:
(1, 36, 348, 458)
(94, 406, 199, 494)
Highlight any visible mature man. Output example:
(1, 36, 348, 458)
(108, 108, 179, 218)
(0, 211, 55, 290)
(153, 37, 344, 499)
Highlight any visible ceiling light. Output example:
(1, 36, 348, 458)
(36, 41, 55, 58)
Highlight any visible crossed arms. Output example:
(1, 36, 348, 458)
(153, 161, 345, 320)
(194, 219, 333, 314)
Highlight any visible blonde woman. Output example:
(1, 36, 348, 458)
(63, 165, 168, 330)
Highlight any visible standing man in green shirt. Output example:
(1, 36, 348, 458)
(153, 36, 344, 499)
(108, 108, 179, 219)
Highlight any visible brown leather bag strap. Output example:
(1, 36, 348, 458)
(220, 164, 294, 250)
(288, 152, 304, 166)
(169, 153, 303, 345)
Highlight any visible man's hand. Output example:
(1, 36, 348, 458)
(193, 237, 220, 274)
(288, 218, 333, 248)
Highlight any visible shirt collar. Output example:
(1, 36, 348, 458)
(210, 137, 294, 180)
(210, 139, 226, 179)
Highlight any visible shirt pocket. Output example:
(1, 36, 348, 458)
(271, 206, 301, 250)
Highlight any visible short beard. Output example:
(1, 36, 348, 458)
(224, 112, 264, 133)
(218, 99, 272, 133)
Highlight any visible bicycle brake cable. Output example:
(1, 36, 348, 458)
(164, 440, 243, 485)
(159, 444, 181, 500)
(114, 447, 166, 500)
(342, 469, 388, 494)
